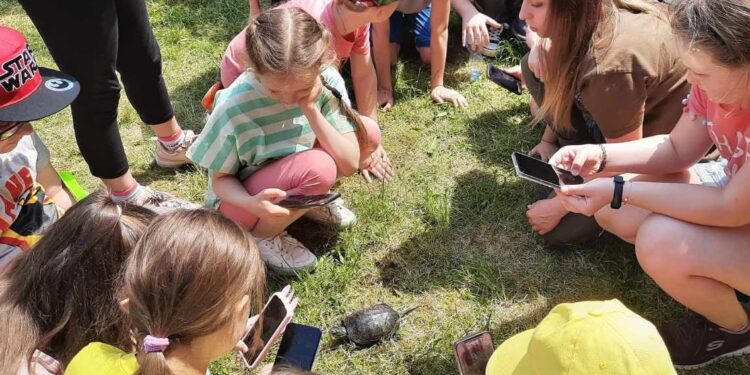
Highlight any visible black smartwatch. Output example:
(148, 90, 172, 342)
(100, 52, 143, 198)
(611, 175, 625, 209)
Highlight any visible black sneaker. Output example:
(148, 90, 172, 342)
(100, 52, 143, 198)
(659, 312, 750, 369)
(510, 19, 528, 41)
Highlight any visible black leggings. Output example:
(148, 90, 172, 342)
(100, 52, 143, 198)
(20, 0, 174, 179)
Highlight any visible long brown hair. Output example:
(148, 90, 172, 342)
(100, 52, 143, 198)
(122, 209, 265, 375)
(0, 191, 155, 371)
(244, 7, 368, 147)
(669, 0, 750, 68)
(535, 0, 659, 134)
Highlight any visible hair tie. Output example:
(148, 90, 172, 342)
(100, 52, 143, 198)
(144, 335, 170, 353)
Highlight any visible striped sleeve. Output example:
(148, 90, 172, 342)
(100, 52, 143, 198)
(187, 109, 242, 175)
(320, 68, 356, 134)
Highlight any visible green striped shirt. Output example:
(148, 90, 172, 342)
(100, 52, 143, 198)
(187, 67, 356, 207)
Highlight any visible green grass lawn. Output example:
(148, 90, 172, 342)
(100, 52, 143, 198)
(3, 0, 750, 373)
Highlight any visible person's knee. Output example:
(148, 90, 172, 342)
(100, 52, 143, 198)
(635, 215, 686, 276)
(360, 116, 382, 152)
(298, 149, 338, 192)
(417, 47, 431, 65)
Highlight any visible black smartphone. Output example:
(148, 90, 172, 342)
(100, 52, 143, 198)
(276, 192, 341, 209)
(487, 64, 523, 95)
(511, 152, 584, 188)
(273, 323, 323, 371)
(454, 331, 494, 375)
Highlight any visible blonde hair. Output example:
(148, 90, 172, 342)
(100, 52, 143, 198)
(121, 209, 266, 375)
(245, 7, 368, 147)
(670, 0, 750, 68)
(534, 0, 660, 134)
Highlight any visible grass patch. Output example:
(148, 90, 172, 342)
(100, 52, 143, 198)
(2, 0, 749, 373)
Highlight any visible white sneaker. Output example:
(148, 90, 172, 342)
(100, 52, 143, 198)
(304, 197, 357, 228)
(256, 232, 317, 275)
(154, 130, 199, 168)
(482, 27, 504, 58)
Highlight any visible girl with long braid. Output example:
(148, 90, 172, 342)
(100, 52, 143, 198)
(188, 8, 382, 274)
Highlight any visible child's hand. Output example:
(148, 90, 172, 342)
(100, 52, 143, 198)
(378, 88, 394, 111)
(249, 189, 291, 220)
(296, 76, 324, 111)
(462, 12, 503, 51)
(361, 144, 395, 182)
(431, 86, 468, 108)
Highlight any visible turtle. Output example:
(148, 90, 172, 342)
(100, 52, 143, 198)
(329, 303, 419, 347)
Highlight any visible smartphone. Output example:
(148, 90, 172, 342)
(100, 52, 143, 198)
(277, 192, 341, 209)
(487, 64, 523, 95)
(454, 331, 495, 375)
(512, 152, 584, 188)
(241, 294, 294, 369)
(273, 323, 323, 371)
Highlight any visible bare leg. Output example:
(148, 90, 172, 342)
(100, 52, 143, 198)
(252, 209, 309, 238)
(636, 214, 750, 330)
(102, 172, 139, 192)
(150, 116, 181, 138)
(390, 43, 401, 66)
(417, 46, 431, 65)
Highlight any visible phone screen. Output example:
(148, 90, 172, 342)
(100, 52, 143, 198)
(274, 323, 322, 371)
(244, 295, 287, 364)
(455, 332, 494, 375)
(512, 152, 583, 187)
(277, 193, 341, 209)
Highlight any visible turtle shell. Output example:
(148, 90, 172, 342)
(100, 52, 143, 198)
(342, 303, 400, 346)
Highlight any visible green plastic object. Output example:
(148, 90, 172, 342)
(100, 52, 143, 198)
(58, 171, 89, 201)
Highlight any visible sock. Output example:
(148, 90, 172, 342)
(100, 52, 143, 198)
(721, 310, 750, 335)
(158, 130, 185, 151)
(111, 183, 144, 203)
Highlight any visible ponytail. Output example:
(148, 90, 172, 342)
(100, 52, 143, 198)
(136, 335, 172, 375)
(320, 76, 369, 149)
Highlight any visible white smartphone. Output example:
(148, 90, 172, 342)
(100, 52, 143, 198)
(511, 152, 584, 189)
(241, 293, 294, 369)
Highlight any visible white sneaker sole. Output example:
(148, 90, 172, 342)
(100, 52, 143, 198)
(154, 155, 192, 168)
(674, 343, 750, 370)
(482, 47, 499, 58)
(265, 260, 317, 276)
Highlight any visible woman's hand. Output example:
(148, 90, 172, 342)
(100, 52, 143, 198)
(361, 144, 395, 182)
(550, 144, 605, 177)
(431, 86, 468, 108)
(502, 65, 525, 86)
(462, 12, 503, 52)
(529, 140, 559, 162)
(526, 196, 568, 234)
(248, 189, 291, 221)
(556, 177, 614, 216)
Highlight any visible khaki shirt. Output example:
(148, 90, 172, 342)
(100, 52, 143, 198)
(577, 6, 689, 139)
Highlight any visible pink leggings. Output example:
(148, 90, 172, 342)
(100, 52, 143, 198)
(219, 117, 381, 231)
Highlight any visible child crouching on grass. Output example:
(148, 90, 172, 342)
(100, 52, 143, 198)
(0, 26, 75, 268)
(188, 8, 382, 275)
(65, 209, 274, 374)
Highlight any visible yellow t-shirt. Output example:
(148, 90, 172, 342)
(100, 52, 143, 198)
(65, 343, 137, 375)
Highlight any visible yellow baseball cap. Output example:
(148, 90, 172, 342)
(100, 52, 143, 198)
(486, 299, 676, 375)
